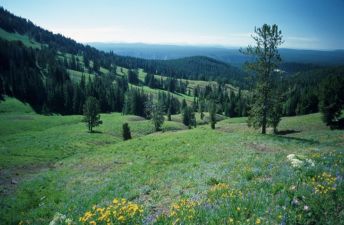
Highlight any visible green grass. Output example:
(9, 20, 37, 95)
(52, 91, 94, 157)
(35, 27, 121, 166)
(116, 66, 129, 76)
(131, 84, 195, 103)
(67, 69, 95, 82)
(0, 28, 41, 49)
(0, 97, 343, 224)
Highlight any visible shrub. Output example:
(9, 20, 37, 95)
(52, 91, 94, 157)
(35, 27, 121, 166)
(122, 123, 131, 140)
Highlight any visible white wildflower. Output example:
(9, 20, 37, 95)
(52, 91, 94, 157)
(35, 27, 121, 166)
(306, 159, 315, 167)
(49, 212, 66, 225)
(290, 158, 303, 168)
(290, 185, 296, 191)
(287, 154, 296, 160)
(287, 154, 315, 168)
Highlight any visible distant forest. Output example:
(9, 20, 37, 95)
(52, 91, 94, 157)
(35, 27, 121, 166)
(0, 7, 344, 122)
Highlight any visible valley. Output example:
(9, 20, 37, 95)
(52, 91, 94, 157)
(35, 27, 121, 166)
(0, 3, 344, 225)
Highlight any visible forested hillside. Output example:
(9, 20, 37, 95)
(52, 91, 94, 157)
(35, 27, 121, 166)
(1, 6, 344, 122)
(0, 7, 252, 117)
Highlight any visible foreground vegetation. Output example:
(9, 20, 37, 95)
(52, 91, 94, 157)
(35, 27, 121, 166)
(0, 98, 343, 224)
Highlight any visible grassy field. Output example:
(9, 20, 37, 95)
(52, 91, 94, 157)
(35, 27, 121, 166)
(136, 68, 239, 93)
(0, 98, 343, 225)
(0, 28, 41, 49)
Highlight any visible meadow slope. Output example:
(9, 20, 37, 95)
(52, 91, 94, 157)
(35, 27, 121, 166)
(0, 98, 343, 225)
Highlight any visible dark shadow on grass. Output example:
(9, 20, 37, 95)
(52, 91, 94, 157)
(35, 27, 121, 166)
(276, 135, 319, 145)
(330, 118, 344, 130)
(89, 130, 103, 134)
(276, 129, 301, 135)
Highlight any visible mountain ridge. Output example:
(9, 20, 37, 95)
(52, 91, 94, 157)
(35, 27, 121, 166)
(90, 42, 344, 66)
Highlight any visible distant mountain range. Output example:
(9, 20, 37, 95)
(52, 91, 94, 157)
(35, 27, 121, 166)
(89, 43, 344, 66)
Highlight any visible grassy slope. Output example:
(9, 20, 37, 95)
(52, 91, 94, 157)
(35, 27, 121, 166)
(0, 27, 41, 49)
(0, 97, 343, 224)
(136, 68, 239, 93)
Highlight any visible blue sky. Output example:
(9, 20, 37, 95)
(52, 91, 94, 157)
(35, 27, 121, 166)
(1, 0, 344, 49)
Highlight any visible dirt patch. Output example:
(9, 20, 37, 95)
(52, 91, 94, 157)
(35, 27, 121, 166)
(127, 116, 146, 121)
(0, 163, 53, 196)
(217, 123, 248, 133)
(246, 143, 279, 153)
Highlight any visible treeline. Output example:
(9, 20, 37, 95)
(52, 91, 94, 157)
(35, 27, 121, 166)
(278, 66, 344, 116)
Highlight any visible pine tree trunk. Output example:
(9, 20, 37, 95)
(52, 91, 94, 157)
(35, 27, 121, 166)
(262, 93, 267, 134)
(262, 123, 266, 134)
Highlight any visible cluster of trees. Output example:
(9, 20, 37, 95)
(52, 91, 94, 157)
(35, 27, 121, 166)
(112, 55, 251, 88)
(0, 39, 46, 110)
(319, 75, 344, 128)
(144, 73, 188, 94)
(127, 69, 188, 94)
(0, 38, 128, 115)
(278, 66, 344, 117)
(192, 84, 250, 118)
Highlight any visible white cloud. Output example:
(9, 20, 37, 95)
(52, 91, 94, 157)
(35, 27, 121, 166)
(284, 36, 320, 49)
(43, 25, 321, 49)
(44, 25, 256, 47)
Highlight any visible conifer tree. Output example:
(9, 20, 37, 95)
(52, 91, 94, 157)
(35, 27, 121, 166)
(82, 96, 102, 132)
(209, 101, 217, 129)
(145, 100, 165, 131)
(241, 24, 283, 134)
(122, 123, 132, 140)
(319, 75, 344, 128)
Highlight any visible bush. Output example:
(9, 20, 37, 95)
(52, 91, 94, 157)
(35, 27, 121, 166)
(122, 123, 131, 140)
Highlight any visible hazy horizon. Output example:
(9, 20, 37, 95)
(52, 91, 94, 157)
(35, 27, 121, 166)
(87, 41, 344, 51)
(1, 0, 344, 50)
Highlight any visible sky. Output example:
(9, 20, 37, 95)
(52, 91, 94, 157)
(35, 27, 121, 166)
(1, 0, 344, 50)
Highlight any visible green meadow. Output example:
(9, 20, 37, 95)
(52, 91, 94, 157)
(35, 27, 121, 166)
(0, 97, 343, 225)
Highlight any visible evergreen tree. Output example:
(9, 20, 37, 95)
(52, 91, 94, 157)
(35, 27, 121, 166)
(82, 96, 102, 132)
(167, 106, 172, 121)
(181, 99, 187, 111)
(241, 24, 283, 134)
(145, 100, 165, 131)
(122, 123, 132, 140)
(93, 59, 100, 73)
(268, 93, 283, 134)
(198, 99, 205, 120)
(182, 106, 196, 128)
(123, 88, 148, 117)
(319, 75, 344, 128)
(209, 101, 217, 129)
(0, 76, 3, 100)
(128, 69, 139, 85)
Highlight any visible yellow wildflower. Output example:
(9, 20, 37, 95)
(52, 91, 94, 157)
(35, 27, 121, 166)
(118, 215, 125, 222)
(228, 217, 234, 223)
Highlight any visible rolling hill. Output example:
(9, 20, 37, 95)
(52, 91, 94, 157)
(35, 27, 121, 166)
(0, 97, 343, 224)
